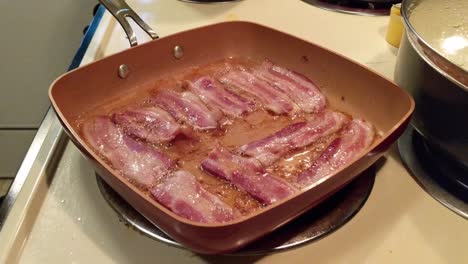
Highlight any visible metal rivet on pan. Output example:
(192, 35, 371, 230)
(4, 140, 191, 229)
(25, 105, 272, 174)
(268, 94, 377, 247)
(118, 64, 130, 79)
(173, 45, 184, 59)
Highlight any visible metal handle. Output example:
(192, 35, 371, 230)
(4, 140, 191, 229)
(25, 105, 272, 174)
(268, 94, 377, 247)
(98, 0, 159, 47)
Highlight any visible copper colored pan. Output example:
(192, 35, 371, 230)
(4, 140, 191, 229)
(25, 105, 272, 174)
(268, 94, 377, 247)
(49, 0, 414, 254)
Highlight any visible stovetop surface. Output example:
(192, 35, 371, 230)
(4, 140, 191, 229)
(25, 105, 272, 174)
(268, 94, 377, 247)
(15, 141, 467, 263)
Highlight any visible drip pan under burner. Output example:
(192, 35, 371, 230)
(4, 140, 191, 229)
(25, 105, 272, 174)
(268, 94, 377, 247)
(398, 127, 468, 219)
(96, 168, 375, 255)
(302, 0, 398, 16)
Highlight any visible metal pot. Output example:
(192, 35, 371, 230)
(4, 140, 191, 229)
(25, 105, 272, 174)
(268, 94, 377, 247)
(395, 0, 468, 167)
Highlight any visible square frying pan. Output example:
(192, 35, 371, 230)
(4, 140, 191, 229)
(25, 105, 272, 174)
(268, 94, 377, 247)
(49, 0, 414, 254)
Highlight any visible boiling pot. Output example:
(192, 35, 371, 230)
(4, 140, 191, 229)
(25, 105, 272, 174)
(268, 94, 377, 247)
(395, 0, 468, 167)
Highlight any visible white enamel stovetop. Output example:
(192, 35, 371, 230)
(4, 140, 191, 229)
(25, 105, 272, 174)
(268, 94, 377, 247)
(0, 0, 467, 263)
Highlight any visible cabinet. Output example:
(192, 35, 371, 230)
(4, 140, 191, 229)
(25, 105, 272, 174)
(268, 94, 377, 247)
(0, 0, 97, 177)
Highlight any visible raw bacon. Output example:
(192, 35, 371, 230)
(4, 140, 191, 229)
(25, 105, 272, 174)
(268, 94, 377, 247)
(151, 170, 236, 223)
(219, 70, 299, 115)
(241, 111, 349, 166)
(297, 119, 375, 187)
(201, 148, 296, 204)
(112, 106, 181, 143)
(255, 60, 326, 113)
(152, 90, 221, 130)
(80, 58, 379, 221)
(82, 116, 174, 188)
(188, 76, 255, 117)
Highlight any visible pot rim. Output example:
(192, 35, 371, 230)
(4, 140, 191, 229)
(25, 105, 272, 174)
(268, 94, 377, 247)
(401, 0, 468, 92)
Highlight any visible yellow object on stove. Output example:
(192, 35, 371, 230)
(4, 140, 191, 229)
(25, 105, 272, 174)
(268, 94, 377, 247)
(386, 4, 404, 48)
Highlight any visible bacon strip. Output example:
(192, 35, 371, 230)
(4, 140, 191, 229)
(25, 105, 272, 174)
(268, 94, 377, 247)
(151, 170, 236, 223)
(152, 90, 221, 130)
(297, 119, 375, 187)
(241, 111, 349, 166)
(219, 70, 299, 114)
(188, 76, 255, 117)
(255, 60, 327, 113)
(112, 106, 181, 143)
(82, 116, 174, 189)
(201, 147, 296, 204)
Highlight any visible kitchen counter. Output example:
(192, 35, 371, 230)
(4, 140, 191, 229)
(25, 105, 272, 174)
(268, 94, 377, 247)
(0, 1, 466, 263)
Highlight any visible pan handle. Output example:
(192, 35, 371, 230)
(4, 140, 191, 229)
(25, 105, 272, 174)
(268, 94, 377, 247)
(98, 0, 159, 47)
